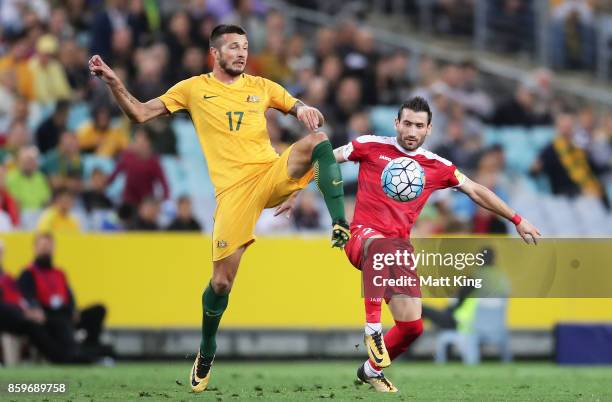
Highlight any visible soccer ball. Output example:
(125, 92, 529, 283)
(380, 157, 425, 202)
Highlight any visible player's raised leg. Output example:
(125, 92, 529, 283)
(287, 131, 349, 247)
(191, 246, 246, 392)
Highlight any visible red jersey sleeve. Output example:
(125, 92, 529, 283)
(343, 135, 378, 162)
(441, 164, 467, 189)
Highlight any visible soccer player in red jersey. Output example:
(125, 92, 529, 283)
(278, 96, 541, 392)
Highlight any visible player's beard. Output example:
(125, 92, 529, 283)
(398, 135, 425, 151)
(218, 55, 246, 77)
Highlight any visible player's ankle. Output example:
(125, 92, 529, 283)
(365, 323, 382, 335)
(364, 360, 382, 377)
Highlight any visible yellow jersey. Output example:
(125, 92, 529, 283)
(158, 73, 298, 196)
(37, 207, 81, 233)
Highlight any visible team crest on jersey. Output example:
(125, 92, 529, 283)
(246, 95, 261, 103)
(216, 240, 228, 248)
(379, 155, 392, 162)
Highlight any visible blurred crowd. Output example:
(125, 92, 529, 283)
(0, 0, 610, 236)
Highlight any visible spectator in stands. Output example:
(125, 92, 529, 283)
(143, 119, 177, 156)
(223, 0, 266, 52)
(531, 109, 609, 207)
(58, 39, 90, 100)
(17, 233, 112, 360)
(28, 34, 72, 105)
(174, 46, 207, 82)
(107, 129, 169, 212)
(35, 100, 70, 155)
(432, 0, 474, 36)
(77, 105, 129, 158)
(89, 0, 130, 61)
(130, 46, 169, 104)
(0, 166, 19, 229)
(293, 190, 322, 230)
(550, 0, 596, 70)
(167, 196, 202, 231)
(471, 171, 509, 234)
(37, 188, 81, 233)
(0, 120, 30, 165)
(127, 197, 160, 231)
(489, 0, 534, 54)
(0, 70, 18, 133)
(6, 146, 51, 212)
(490, 80, 552, 126)
(329, 77, 363, 147)
(314, 26, 337, 64)
(436, 62, 493, 119)
(81, 168, 114, 214)
(590, 114, 612, 174)
(434, 117, 481, 170)
(0, 241, 93, 363)
(376, 50, 412, 106)
(0, 32, 35, 101)
(252, 31, 292, 83)
(41, 132, 82, 193)
(163, 11, 194, 74)
(342, 28, 379, 105)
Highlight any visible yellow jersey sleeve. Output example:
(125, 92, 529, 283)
(264, 78, 298, 114)
(158, 78, 194, 113)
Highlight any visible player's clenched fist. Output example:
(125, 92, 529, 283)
(88, 55, 118, 85)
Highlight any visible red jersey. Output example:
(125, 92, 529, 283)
(343, 135, 466, 238)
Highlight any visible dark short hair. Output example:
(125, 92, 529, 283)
(209, 24, 247, 48)
(54, 187, 74, 200)
(397, 96, 432, 124)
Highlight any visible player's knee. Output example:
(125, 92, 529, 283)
(305, 132, 329, 152)
(211, 276, 234, 295)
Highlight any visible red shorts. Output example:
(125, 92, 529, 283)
(345, 225, 384, 270)
(345, 226, 421, 299)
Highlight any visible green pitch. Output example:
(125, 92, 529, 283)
(1, 361, 611, 401)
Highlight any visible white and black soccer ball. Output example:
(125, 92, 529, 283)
(380, 157, 425, 202)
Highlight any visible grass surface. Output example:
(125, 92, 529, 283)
(0, 361, 611, 401)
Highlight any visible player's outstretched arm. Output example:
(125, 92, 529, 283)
(88, 55, 168, 124)
(457, 177, 541, 244)
(288, 100, 325, 132)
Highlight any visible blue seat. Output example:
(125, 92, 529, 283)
(67, 102, 91, 132)
(172, 118, 202, 158)
(369, 107, 396, 137)
(161, 156, 189, 198)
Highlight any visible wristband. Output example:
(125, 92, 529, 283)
(510, 213, 522, 226)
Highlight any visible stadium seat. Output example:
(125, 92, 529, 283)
(161, 156, 189, 198)
(369, 107, 397, 137)
(173, 118, 202, 158)
(529, 126, 555, 150)
(67, 102, 91, 132)
(571, 196, 612, 235)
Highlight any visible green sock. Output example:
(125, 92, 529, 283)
(311, 140, 346, 223)
(200, 282, 229, 360)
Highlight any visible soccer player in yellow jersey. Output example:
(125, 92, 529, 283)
(88, 24, 350, 391)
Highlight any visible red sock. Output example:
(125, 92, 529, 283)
(369, 318, 423, 370)
(365, 298, 382, 323)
